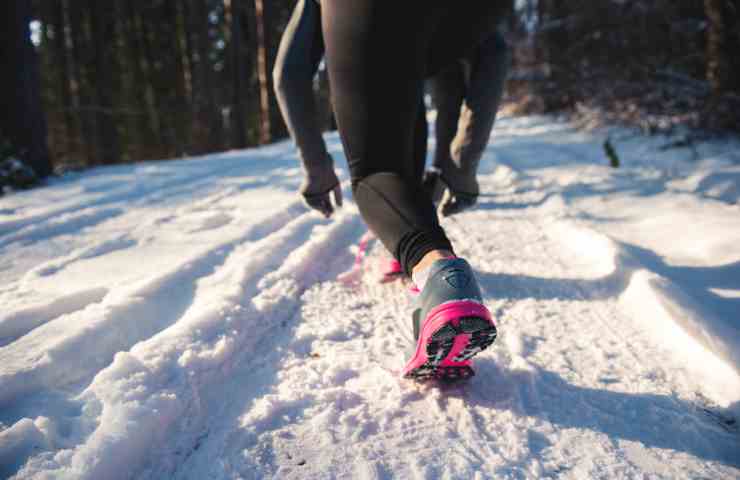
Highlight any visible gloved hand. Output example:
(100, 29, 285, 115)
(300, 165, 343, 218)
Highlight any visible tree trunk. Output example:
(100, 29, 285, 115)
(90, 0, 120, 164)
(195, 0, 223, 151)
(168, 0, 190, 155)
(56, 0, 83, 164)
(705, 0, 740, 95)
(254, 0, 271, 144)
(140, 8, 169, 155)
(705, 0, 740, 129)
(123, 0, 151, 159)
(230, 0, 249, 148)
(67, 0, 96, 166)
(0, 0, 53, 177)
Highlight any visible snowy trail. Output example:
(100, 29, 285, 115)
(169, 208, 737, 479)
(1, 117, 739, 479)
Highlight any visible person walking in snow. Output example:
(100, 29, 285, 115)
(278, 0, 510, 381)
(273, 0, 510, 220)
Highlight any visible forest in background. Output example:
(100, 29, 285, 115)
(28, 0, 310, 169)
(1, 0, 739, 183)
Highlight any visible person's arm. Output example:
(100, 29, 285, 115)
(273, 0, 342, 217)
(449, 30, 510, 193)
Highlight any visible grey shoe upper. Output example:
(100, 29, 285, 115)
(412, 258, 484, 339)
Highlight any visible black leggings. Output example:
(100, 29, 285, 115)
(321, 1, 509, 274)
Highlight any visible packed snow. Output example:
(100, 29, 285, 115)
(1, 116, 739, 479)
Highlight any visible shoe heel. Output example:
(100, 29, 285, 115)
(450, 316, 497, 363)
(402, 301, 496, 382)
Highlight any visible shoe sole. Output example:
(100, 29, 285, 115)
(402, 302, 497, 382)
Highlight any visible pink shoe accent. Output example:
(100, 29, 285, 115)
(354, 231, 374, 266)
(379, 258, 404, 283)
(337, 231, 374, 285)
(401, 300, 493, 378)
(441, 335, 472, 367)
(384, 259, 403, 275)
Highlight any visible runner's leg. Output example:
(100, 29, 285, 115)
(321, 1, 507, 274)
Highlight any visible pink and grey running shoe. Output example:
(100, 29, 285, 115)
(401, 258, 497, 382)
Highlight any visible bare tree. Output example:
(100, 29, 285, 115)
(0, 0, 53, 177)
(705, 0, 740, 96)
(254, 0, 271, 144)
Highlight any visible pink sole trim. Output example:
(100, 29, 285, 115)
(401, 300, 493, 377)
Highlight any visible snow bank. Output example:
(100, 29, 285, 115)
(622, 271, 740, 404)
(673, 164, 740, 205)
(549, 220, 740, 399)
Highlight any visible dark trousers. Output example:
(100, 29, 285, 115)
(321, 1, 509, 273)
(429, 31, 510, 195)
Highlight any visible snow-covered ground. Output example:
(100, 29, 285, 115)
(1, 116, 739, 479)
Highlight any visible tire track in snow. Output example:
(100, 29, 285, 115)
(2, 206, 315, 477)
(91, 215, 359, 479)
(136, 212, 366, 480)
(23, 234, 138, 280)
(0, 201, 308, 409)
(0, 152, 296, 246)
(0, 207, 125, 250)
(0, 160, 221, 237)
(0, 287, 109, 348)
(10, 208, 364, 480)
(0, 205, 236, 345)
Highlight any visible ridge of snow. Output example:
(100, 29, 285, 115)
(547, 220, 740, 400)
